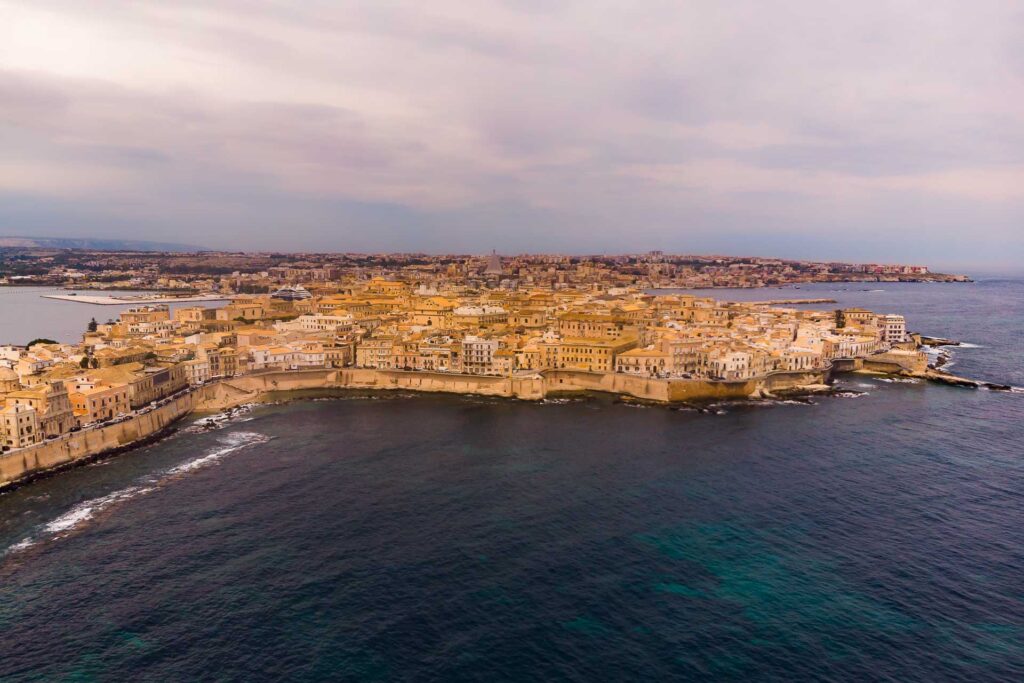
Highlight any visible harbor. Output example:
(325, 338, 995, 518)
(40, 293, 231, 305)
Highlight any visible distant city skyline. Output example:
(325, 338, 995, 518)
(2, 1, 1022, 272)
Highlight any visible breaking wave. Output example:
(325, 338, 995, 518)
(185, 404, 256, 433)
(166, 431, 270, 475)
(4, 431, 270, 558)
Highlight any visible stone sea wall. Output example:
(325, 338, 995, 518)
(1, 365, 834, 489)
(203, 367, 831, 407)
(0, 391, 199, 489)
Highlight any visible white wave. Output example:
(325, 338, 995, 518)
(956, 342, 984, 349)
(43, 485, 156, 535)
(877, 377, 921, 384)
(5, 431, 269, 558)
(5, 484, 158, 556)
(5, 538, 36, 553)
(166, 431, 269, 475)
(186, 404, 256, 432)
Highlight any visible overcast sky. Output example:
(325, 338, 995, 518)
(1, 1, 1022, 270)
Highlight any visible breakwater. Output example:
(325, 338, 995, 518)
(41, 293, 230, 305)
(747, 298, 838, 305)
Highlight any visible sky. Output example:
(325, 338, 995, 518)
(1, 1, 1022, 271)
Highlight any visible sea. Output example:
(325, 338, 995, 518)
(0, 280, 1021, 681)
(0, 287, 223, 346)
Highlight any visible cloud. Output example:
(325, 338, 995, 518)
(0, 0, 1021, 266)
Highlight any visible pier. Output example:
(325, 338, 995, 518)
(41, 293, 231, 305)
(746, 298, 838, 305)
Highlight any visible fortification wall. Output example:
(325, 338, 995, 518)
(543, 370, 673, 402)
(830, 351, 926, 375)
(543, 368, 830, 403)
(763, 369, 832, 391)
(0, 391, 197, 489)
(0, 364, 831, 489)
(864, 351, 927, 374)
(343, 369, 531, 399)
(668, 378, 758, 402)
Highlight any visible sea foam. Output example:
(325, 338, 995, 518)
(4, 431, 269, 558)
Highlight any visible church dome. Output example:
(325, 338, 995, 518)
(0, 367, 20, 392)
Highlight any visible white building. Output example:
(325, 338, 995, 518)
(461, 336, 499, 375)
(274, 314, 354, 335)
(880, 314, 907, 344)
(183, 358, 211, 385)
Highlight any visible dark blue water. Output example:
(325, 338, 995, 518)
(1, 281, 1022, 681)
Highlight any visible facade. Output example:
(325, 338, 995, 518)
(880, 314, 907, 344)
(1, 402, 41, 448)
(183, 358, 211, 385)
(558, 337, 637, 372)
(70, 383, 131, 424)
(462, 336, 499, 375)
(615, 347, 671, 376)
(355, 337, 394, 369)
(5, 381, 76, 438)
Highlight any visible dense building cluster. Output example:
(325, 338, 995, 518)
(0, 248, 966, 291)
(0, 258, 927, 450)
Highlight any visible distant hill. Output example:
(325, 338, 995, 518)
(0, 236, 203, 252)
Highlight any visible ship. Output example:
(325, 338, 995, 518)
(270, 284, 312, 300)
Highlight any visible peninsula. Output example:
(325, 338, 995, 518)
(0, 250, 996, 490)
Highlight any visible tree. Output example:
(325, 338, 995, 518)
(87, 318, 98, 332)
(79, 356, 90, 368)
(26, 338, 57, 348)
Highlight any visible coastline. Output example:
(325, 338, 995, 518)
(2, 359, 1012, 493)
(647, 276, 973, 291)
(40, 293, 231, 305)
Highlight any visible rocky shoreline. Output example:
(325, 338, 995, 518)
(2, 362, 1017, 493)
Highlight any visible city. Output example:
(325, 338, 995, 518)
(0, 246, 968, 291)
(3, 1, 1021, 678)
(1, 250, 956, 455)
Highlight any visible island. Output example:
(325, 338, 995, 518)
(0, 251, 995, 490)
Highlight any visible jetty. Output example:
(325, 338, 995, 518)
(919, 335, 960, 347)
(746, 298, 838, 305)
(41, 293, 231, 305)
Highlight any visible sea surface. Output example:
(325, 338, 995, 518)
(1, 280, 1022, 681)
(0, 287, 223, 346)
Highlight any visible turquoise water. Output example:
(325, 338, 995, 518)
(0, 280, 1021, 681)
